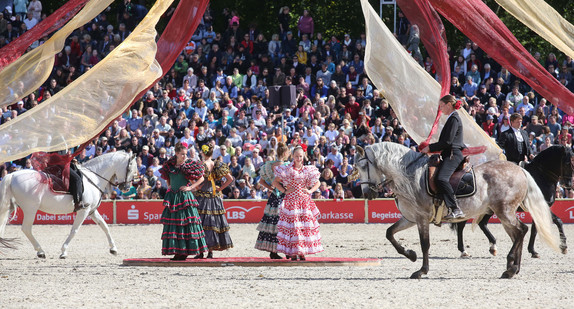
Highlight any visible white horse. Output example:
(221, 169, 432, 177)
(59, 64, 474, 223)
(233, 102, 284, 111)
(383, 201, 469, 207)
(354, 142, 560, 279)
(0, 151, 137, 258)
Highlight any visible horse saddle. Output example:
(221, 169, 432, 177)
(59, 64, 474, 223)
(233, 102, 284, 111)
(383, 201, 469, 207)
(425, 154, 476, 198)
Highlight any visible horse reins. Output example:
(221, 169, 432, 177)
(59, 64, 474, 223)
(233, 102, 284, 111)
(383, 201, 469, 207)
(81, 155, 133, 195)
(358, 148, 389, 192)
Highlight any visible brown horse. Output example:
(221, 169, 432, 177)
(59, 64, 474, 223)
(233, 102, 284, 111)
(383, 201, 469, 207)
(354, 142, 559, 279)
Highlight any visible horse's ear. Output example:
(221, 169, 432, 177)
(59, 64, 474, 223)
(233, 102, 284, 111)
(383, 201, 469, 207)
(356, 146, 365, 157)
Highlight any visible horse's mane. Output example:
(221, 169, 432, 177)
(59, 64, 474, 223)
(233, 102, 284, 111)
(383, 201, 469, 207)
(526, 145, 572, 180)
(82, 151, 129, 170)
(369, 142, 428, 207)
(529, 145, 567, 165)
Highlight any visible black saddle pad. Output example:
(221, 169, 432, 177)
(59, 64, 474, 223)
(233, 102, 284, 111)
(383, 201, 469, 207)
(426, 168, 476, 199)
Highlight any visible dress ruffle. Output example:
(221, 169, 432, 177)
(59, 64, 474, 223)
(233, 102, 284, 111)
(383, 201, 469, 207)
(196, 195, 234, 251)
(161, 204, 207, 255)
(160, 158, 206, 256)
(255, 192, 284, 253)
(274, 163, 323, 256)
(162, 190, 200, 213)
(159, 157, 204, 183)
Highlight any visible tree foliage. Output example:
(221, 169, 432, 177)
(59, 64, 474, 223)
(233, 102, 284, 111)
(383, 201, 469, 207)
(41, 0, 574, 60)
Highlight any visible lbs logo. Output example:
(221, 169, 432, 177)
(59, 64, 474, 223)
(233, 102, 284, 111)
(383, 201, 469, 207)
(226, 205, 262, 220)
(566, 206, 574, 220)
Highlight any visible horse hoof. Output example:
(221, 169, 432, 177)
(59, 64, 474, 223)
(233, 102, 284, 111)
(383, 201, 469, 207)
(500, 271, 514, 279)
(59, 254, 67, 259)
(489, 248, 497, 256)
(405, 250, 417, 262)
(460, 251, 471, 258)
(410, 271, 423, 279)
(531, 252, 540, 259)
(37, 253, 46, 259)
(560, 246, 567, 255)
(110, 249, 118, 256)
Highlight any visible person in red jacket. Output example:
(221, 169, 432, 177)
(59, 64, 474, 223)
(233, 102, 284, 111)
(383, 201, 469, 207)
(344, 95, 360, 120)
(482, 115, 496, 136)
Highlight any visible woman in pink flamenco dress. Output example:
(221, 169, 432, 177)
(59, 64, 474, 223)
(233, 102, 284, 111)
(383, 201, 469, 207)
(272, 146, 323, 261)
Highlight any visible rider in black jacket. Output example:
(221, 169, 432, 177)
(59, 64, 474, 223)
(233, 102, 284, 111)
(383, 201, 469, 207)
(421, 95, 466, 219)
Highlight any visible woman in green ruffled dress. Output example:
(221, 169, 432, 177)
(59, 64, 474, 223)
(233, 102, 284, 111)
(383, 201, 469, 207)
(159, 142, 207, 261)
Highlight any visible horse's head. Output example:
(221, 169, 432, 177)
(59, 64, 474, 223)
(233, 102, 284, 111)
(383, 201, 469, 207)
(115, 153, 138, 191)
(354, 145, 384, 200)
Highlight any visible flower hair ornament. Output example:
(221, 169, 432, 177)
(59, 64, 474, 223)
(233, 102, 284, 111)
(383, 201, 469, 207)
(201, 144, 210, 155)
(454, 99, 463, 110)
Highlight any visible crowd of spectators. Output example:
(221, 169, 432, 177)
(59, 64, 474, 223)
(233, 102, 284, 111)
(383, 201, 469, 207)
(2, 3, 574, 199)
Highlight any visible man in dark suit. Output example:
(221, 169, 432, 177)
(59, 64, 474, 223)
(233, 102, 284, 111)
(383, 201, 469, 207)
(497, 113, 530, 164)
(421, 95, 466, 219)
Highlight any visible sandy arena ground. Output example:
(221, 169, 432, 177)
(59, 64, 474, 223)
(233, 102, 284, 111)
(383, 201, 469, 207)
(1, 223, 573, 308)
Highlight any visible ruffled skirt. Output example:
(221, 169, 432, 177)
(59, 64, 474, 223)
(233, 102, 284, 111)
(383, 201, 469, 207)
(161, 191, 207, 255)
(276, 194, 323, 256)
(255, 192, 284, 252)
(196, 196, 234, 251)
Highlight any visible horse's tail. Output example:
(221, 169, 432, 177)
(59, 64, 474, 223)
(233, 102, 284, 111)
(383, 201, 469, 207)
(0, 173, 16, 236)
(521, 170, 560, 252)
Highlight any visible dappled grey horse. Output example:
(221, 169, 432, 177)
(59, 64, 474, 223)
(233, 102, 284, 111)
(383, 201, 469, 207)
(354, 142, 559, 279)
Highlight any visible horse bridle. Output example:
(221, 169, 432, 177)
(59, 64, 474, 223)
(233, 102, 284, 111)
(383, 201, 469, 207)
(82, 156, 133, 193)
(357, 148, 386, 192)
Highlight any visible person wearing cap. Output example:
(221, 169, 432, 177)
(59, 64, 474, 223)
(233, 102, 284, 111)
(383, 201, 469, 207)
(525, 115, 543, 137)
(497, 113, 531, 164)
(476, 84, 491, 104)
(15, 101, 27, 115)
(482, 114, 496, 137)
(272, 66, 286, 86)
(342, 33, 353, 51)
(282, 30, 297, 58)
(421, 95, 466, 219)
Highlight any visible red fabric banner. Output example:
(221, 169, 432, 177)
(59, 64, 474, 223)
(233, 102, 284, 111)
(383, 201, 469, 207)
(397, 0, 450, 149)
(0, 0, 90, 71)
(429, 0, 574, 115)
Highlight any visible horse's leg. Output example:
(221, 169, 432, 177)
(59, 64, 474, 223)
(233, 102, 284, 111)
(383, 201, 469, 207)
(90, 209, 118, 255)
(410, 221, 430, 279)
(20, 211, 45, 258)
(386, 217, 417, 262)
(60, 209, 90, 259)
(527, 222, 539, 258)
(478, 213, 497, 256)
(513, 221, 528, 275)
(455, 222, 469, 257)
(499, 216, 528, 279)
(552, 211, 567, 254)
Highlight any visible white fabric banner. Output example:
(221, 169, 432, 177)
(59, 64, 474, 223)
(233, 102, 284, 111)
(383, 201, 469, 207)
(0, 0, 174, 162)
(360, 0, 502, 163)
